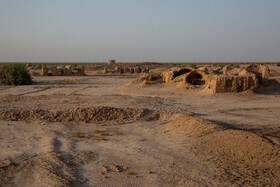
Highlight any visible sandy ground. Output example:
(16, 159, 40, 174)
(0, 64, 280, 186)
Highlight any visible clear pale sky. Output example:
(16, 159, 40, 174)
(0, 0, 279, 62)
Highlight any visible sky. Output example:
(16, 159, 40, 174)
(0, 0, 280, 62)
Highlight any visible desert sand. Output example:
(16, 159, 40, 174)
(0, 63, 280, 186)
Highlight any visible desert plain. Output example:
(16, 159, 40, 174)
(0, 63, 280, 186)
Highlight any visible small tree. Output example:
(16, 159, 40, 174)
(3, 64, 32, 85)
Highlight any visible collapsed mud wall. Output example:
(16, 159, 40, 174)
(245, 64, 269, 86)
(207, 74, 258, 93)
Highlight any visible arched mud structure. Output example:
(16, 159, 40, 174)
(186, 71, 205, 85)
(127, 65, 270, 94)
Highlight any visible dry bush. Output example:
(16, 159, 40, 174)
(3, 64, 32, 85)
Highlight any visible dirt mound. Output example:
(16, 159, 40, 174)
(0, 151, 96, 186)
(0, 106, 165, 123)
(0, 131, 96, 187)
(165, 114, 280, 186)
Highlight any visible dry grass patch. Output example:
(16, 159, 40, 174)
(71, 130, 113, 141)
(93, 129, 123, 136)
(93, 130, 110, 136)
(71, 131, 86, 138)
(126, 171, 136, 175)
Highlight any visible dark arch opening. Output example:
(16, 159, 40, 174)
(172, 69, 192, 79)
(186, 71, 205, 85)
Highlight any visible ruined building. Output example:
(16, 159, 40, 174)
(103, 65, 149, 74)
(107, 60, 116, 65)
(129, 64, 270, 94)
(40, 65, 85, 76)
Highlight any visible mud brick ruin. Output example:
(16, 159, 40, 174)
(40, 64, 85, 76)
(103, 59, 150, 75)
(130, 64, 270, 94)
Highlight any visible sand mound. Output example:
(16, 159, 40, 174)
(165, 114, 280, 186)
(165, 114, 222, 137)
(0, 106, 166, 123)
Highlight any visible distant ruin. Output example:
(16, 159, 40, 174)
(128, 64, 270, 94)
(103, 64, 149, 74)
(40, 64, 85, 76)
(26, 64, 42, 70)
(107, 60, 116, 65)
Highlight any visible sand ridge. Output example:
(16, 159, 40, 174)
(0, 106, 167, 124)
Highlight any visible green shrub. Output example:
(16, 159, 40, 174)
(3, 64, 32, 85)
(190, 64, 197, 69)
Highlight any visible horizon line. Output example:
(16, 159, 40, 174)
(0, 61, 279, 64)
